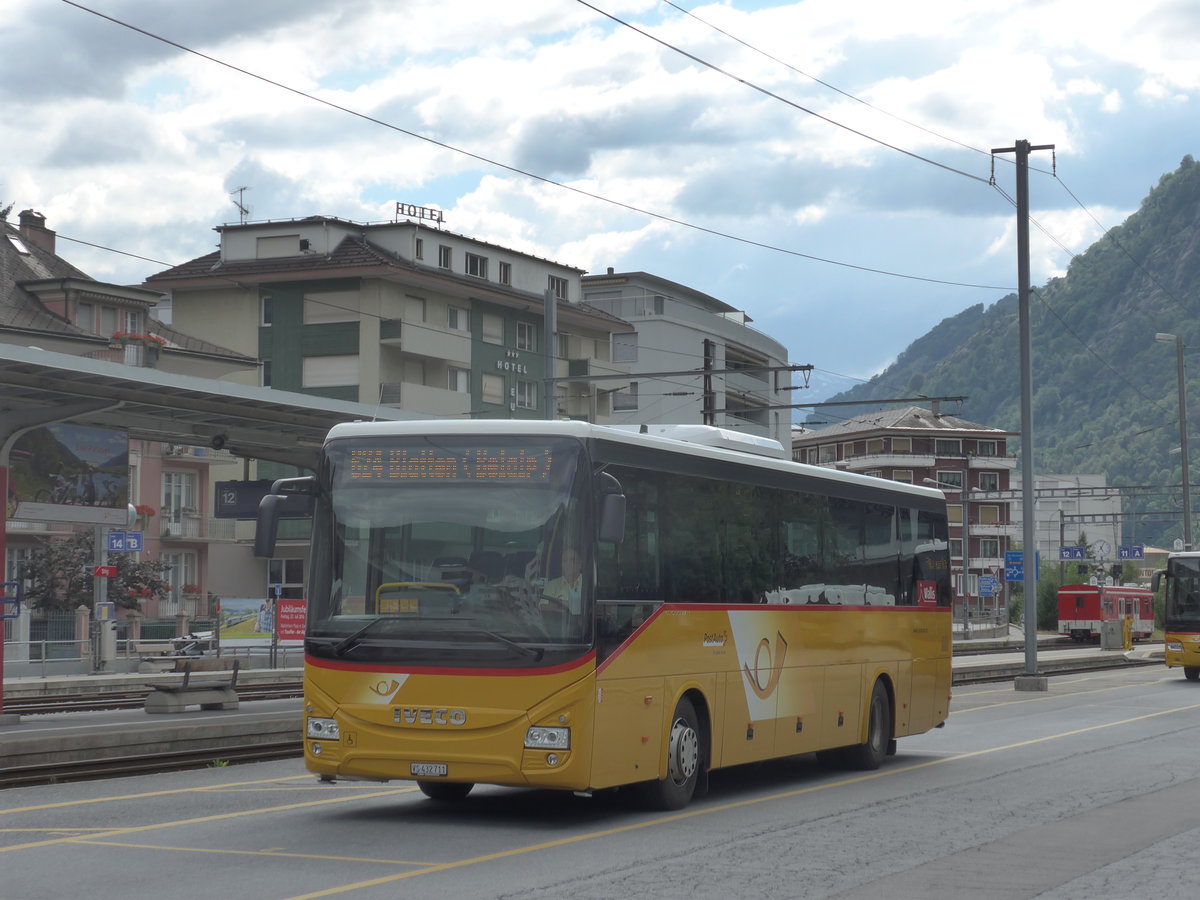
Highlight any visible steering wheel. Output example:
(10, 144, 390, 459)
(540, 595, 570, 613)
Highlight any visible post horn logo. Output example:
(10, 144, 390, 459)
(368, 679, 402, 698)
(743, 631, 788, 700)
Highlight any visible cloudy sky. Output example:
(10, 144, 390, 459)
(5, 0, 1199, 404)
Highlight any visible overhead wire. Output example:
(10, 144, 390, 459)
(646, 1, 1192, 454)
(60, 0, 1012, 293)
(653, 2, 1058, 177)
(578, 0, 990, 185)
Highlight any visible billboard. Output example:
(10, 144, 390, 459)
(8, 424, 130, 525)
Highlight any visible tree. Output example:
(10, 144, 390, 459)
(23, 530, 170, 613)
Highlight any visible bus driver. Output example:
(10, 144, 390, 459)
(543, 548, 584, 616)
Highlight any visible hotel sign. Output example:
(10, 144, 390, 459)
(395, 203, 445, 226)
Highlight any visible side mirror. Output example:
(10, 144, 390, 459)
(254, 493, 283, 558)
(595, 471, 626, 544)
(599, 493, 626, 544)
(1151, 569, 1164, 593)
(255, 475, 318, 557)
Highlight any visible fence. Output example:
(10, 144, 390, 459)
(4, 610, 302, 677)
(27, 611, 79, 660)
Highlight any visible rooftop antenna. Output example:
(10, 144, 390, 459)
(231, 186, 251, 224)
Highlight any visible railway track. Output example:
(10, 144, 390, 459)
(0, 740, 302, 789)
(5, 681, 303, 716)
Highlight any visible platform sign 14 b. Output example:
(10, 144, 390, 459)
(107, 531, 144, 552)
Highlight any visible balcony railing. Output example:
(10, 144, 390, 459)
(161, 445, 234, 463)
(378, 382, 471, 416)
(161, 515, 237, 541)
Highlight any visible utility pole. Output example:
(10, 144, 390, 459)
(993, 138, 1054, 690)
(702, 340, 715, 426)
(543, 288, 557, 420)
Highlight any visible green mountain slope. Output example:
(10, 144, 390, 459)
(817, 155, 1200, 543)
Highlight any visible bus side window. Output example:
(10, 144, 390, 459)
(595, 466, 660, 605)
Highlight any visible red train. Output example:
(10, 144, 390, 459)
(1057, 583, 1154, 642)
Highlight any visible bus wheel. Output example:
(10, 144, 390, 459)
(417, 780, 474, 802)
(841, 680, 892, 771)
(1185, 667, 1200, 682)
(639, 697, 701, 810)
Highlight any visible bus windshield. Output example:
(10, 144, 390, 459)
(1165, 556, 1200, 631)
(306, 435, 592, 667)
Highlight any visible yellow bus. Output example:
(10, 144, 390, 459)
(258, 420, 952, 809)
(1152, 551, 1200, 681)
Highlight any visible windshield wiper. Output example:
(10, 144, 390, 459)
(330, 617, 391, 656)
(478, 629, 543, 661)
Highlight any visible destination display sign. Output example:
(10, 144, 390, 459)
(345, 446, 555, 483)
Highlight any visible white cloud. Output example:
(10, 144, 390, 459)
(2, 0, 1197, 403)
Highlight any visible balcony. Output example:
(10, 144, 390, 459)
(85, 342, 157, 367)
(380, 318, 403, 342)
(836, 452, 936, 471)
(969, 521, 1022, 539)
(378, 382, 471, 417)
(969, 454, 1017, 470)
(160, 514, 237, 542)
(384, 325, 471, 365)
(968, 556, 1005, 572)
(161, 445, 235, 465)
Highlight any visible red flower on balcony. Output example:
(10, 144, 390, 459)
(182, 584, 201, 594)
(134, 504, 156, 517)
(112, 332, 167, 347)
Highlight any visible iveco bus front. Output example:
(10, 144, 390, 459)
(257, 422, 624, 800)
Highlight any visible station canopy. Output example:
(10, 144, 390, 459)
(0, 344, 421, 470)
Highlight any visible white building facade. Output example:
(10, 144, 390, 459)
(581, 271, 793, 447)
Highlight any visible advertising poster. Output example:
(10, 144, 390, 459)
(276, 598, 307, 641)
(218, 597, 276, 638)
(8, 424, 130, 525)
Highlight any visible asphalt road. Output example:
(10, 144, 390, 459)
(2, 664, 1198, 900)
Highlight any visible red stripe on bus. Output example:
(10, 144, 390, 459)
(659, 603, 950, 613)
(307, 650, 596, 677)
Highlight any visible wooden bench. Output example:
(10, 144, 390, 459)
(144, 659, 240, 714)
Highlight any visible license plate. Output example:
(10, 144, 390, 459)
(411, 762, 448, 777)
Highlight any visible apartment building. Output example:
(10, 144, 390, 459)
(145, 211, 634, 422)
(581, 270, 793, 447)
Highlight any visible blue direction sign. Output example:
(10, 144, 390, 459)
(1004, 550, 1023, 581)
(1118, 545, 1145, 560)
(1058, 546, 1086, 561)
(107, 530, 144, 552)
(1004, 550, 1039, 582)
(978, 576, 998, 596)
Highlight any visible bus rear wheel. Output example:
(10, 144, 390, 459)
(417, 780, 474, 802)
(841, 680, 892, 771)
(1184, 667, 1200, 682)
(639, 697, 701, 810)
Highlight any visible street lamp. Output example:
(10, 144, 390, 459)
(1156, 333, 1193, 549)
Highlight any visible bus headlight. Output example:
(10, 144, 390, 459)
(307, 717, 341, 740)
(525, 726, 570, 750)
(1167, 641, 1184, 652)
